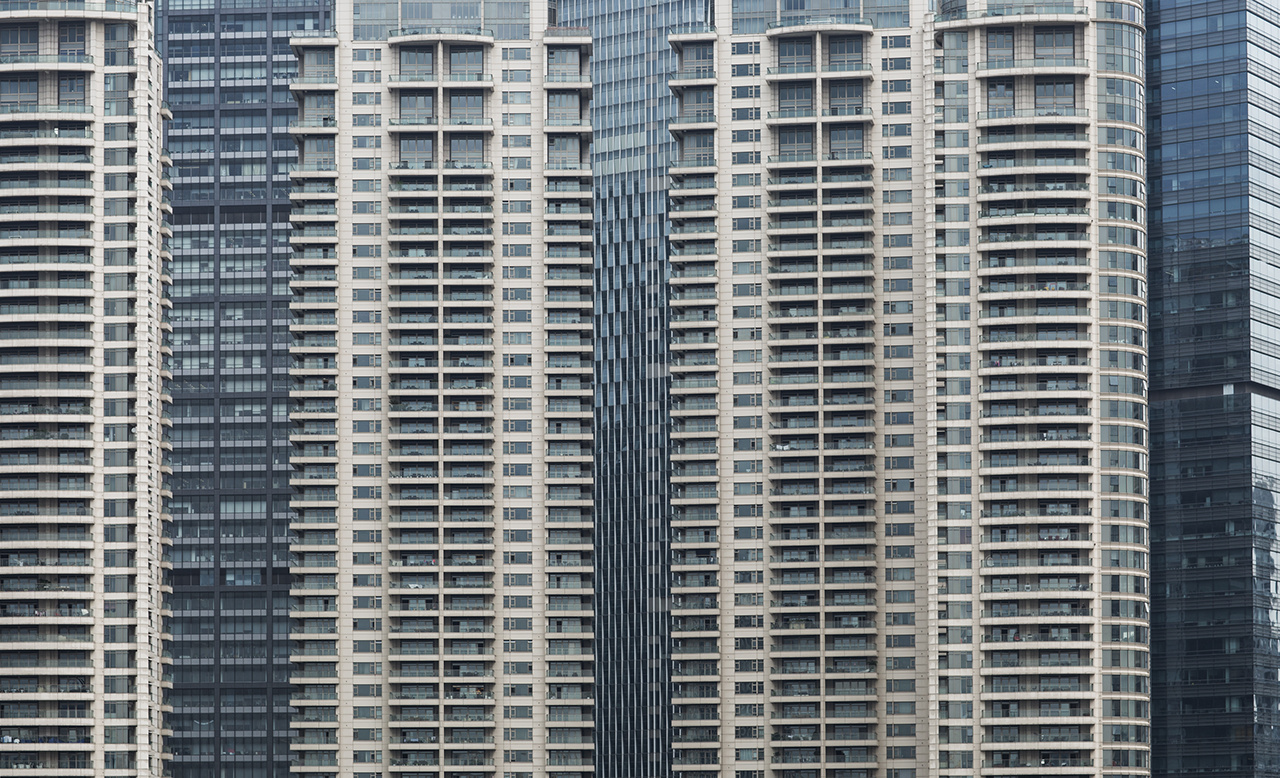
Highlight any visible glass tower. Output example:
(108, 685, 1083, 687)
(1146, 0, 1280, 774)
(557, 0, 707, 776)
(157, 0, 327, 775)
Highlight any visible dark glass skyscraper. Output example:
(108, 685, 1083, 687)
(1147, 0, 1280, 774)
(558, 0, 706, 775)
(157, 2, 327, 776)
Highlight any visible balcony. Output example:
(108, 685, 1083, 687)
(977, 106, 1089, 121)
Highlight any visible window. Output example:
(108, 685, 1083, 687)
(987, 79, 1015, 114)
(0, 76, 36, 107)
(829, 81, 863, 117)
(0, 25, 37, 57)
(398, 136, 433, 167)
(547, 46, 580, 78)
(777, 37, 813, 70)
(986, 28, 1014, 64)
(778, 127, 813, 157)
(548, 135, 580, 167)
(448, 134, 484, 166)
(548, 90, 581, 123)
(1035, 27, 1075, 59)
(60, 24, 86, 58)
(450, 90, 484, 123)
(450, 45, 483, 76)
(829, 36, 862, 69)
(399, 46, 433, 76)
(1035, 78, 1075, 112)
(778, 82, 813, 113)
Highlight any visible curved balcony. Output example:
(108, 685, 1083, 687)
(765, 64, 818, 84)
(669, 156, 716, 174)
(935, 2, 1091, 27)
(387, 26, 495, 46)
(978, 129, 1089, 150)
(765, 16, 874, 36)
(976, 57, 1090, 76)
(289, 28, 338, 48)
(289, 75, 337, 91)
(0, 55, 95, 77)
(289, 162, 339, 179)
(0, 0, 138, 21)
(669, 112, 716, 132)
(0, 105, 91, 123)
(289, 118, 339, 136)
(668, 65, 715, 89)
(978, 157, 1090, 179)
(387, 74, 439, 92)
(977, 206, 1089, 226)
(976, 106, 1089, 124)
(667, 22, 717, 45)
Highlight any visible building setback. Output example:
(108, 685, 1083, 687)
(0, 1, 172, 774)
(284, 1, 596, 776)
(581, 0, 1153, 774)
(158, 2, 327, 775)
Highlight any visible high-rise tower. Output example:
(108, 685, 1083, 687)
(285, 2, 596, 776)
(1146, 0, 1280, 774)
(649, 0, 1152, 775)
(157, 0, 328, 774)
(557, 0, 706, 775)
(0, 2, 172, 774)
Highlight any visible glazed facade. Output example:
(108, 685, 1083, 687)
(658, 0, 1151, 775)
(0, 1, 173, 774)
(556, 0, 706, 775)
(1146, 0, 1280, 774)
(285, 2, 596, 776)
(158, 0, 326, 775)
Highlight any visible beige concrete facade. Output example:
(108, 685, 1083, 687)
(286, 5, 595, 777)
(664, 1, 1150, 775)
(0, 2, 173, 774)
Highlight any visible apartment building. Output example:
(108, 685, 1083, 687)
(285, 2, 595, 776)
(648, 0, 1150, 775)
(0, 1, 173, 775)
(158, 0, 328, 774)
